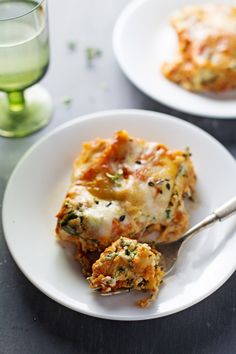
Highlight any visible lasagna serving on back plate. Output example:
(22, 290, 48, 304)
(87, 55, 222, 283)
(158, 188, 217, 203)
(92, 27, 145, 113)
(162, 4, 236, 92)
(56, 130, 196, 306)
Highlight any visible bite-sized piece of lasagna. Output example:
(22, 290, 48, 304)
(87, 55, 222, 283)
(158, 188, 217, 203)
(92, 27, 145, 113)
(88, 237, 165, 307)
(56, 130, 196, 275)
(162, 4, 236, 92)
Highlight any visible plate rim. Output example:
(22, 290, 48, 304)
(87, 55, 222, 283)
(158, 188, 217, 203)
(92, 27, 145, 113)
(2, 108, 236, 321)
(112, 0, 236, 119)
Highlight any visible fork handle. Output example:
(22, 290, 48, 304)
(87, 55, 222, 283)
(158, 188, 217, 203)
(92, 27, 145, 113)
(182, 196, 236, 240)
(214, 196, 236, 221)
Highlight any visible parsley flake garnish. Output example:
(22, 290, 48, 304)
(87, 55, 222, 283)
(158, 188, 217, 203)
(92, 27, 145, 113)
(62, 96, 72, 106)
(184, 147, 192, 158)
(165, 209, 171, 219)
(67, 41, 77, 51)
(85, 47, 102, 65)
(106, 169, 123, 185)
(125, 249, 131, 256)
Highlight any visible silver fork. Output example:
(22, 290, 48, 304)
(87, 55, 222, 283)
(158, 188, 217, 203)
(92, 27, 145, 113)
(99, 196, 236, 295)
(159, 195, 236, 274)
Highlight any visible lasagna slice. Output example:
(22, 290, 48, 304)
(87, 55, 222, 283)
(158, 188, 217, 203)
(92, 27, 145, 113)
(88, 237, 164, 307)
(56, 130, 196, 275)
(162, 4, 236, 92)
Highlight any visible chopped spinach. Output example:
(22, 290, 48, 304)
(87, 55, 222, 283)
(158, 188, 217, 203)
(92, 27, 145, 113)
(125, 249, 131, 256)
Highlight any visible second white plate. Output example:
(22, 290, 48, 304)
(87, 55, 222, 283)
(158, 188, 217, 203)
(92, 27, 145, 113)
(113, 0, 236, 118)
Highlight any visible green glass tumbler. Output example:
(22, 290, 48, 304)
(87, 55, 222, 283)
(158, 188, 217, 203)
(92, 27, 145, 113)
(0, 0, 52, 138)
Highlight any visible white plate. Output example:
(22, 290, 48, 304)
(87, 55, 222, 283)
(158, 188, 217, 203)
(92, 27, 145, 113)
(3, 109, 236, 321)
(113, 0, 236, 118)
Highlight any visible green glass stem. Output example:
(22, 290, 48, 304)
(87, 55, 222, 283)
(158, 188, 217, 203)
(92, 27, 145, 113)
(7, 91, 26, 112)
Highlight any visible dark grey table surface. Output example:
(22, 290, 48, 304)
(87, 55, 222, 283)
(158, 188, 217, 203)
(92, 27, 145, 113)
(1, 1, 236, 353)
